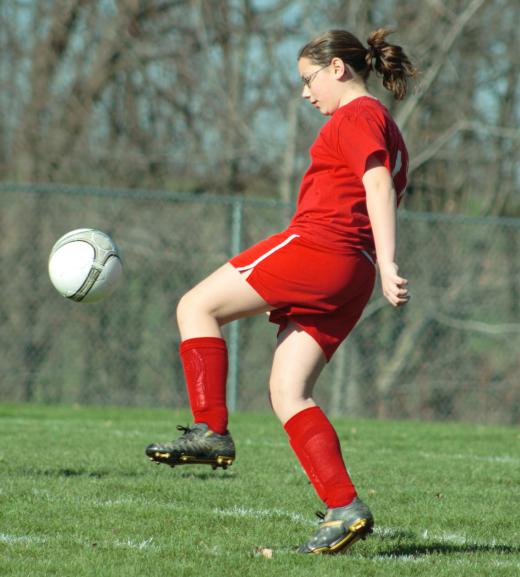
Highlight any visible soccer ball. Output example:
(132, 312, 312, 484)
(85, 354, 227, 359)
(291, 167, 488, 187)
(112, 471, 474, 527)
(48, 228, 123, 303)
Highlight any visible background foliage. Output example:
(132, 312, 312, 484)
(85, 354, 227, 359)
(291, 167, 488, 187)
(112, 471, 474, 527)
(2, 0, 519, 212)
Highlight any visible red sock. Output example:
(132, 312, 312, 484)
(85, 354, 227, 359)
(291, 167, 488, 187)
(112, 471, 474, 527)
(284, 406, 357, 508)
(179, 337, 228, 435)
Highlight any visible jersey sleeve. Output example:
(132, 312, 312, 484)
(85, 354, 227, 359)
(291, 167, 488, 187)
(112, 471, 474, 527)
(337, 112, 389, 178)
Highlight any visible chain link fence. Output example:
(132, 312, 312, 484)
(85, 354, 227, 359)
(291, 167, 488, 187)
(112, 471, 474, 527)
(1, 183, 519, 424)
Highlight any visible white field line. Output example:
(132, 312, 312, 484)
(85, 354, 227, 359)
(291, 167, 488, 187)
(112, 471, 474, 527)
(7, 492, 306, 523)
(370, 553, 428, 563)
(366, 446, 520, 466)
(1, 523, 511, 561)
(0, 532, 158, 551)
(212, 509, 516, 557)
(212, 505, 315, 526)
(416, 451, 520, 465)
(1, 500, 514, 560)
(0, 533, 46, 545)
(375, 526, 509, 552)
(113, 537, 157, 551)
(92, 497, 146, 507)
(0, 522, 515, 563)
(491, 559, 520, 568)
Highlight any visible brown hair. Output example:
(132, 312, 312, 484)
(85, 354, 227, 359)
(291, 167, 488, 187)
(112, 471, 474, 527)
(298, 28, 417, 100)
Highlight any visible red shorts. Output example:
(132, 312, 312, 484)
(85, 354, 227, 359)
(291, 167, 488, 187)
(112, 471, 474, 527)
(229, 231, 376, 360)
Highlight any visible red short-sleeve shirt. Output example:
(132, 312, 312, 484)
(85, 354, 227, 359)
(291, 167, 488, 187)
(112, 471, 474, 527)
(287, 96, 408, 255)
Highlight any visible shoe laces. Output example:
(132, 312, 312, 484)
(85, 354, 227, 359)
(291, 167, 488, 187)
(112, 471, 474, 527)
(176, 424, 193, 435)
(315, 511, 325, 521)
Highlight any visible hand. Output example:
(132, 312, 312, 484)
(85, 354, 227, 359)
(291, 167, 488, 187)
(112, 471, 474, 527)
(378, 261, 410, 307)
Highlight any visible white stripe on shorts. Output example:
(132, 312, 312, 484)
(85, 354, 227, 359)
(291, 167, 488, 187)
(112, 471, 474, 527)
(235, 234, 301, 272)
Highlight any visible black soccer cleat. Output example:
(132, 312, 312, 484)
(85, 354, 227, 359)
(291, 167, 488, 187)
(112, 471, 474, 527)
(298, 497, 374, 555)
(145, 423, 235, 470)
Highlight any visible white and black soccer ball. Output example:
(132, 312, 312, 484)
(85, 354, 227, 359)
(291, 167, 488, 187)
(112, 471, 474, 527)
(48, 228, 123, 303)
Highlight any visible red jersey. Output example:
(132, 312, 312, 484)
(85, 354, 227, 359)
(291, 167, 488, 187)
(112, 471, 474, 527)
(287, 96, 408, 255)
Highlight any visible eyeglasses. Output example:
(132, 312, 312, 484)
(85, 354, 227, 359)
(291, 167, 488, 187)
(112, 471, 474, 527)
(301, 65, 329, 89)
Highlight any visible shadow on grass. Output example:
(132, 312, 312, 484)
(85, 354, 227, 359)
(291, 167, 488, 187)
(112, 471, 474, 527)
(18, 462, 236, 481)
(378, 540, 520, 557)
(30, 467, 110, 478)
(176, 469, 236, 481)
(266, 540, 520, 559)
(21, 466, 155, 479)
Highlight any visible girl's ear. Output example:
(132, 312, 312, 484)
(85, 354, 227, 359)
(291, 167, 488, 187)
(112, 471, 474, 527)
(331, 56, 348, 80)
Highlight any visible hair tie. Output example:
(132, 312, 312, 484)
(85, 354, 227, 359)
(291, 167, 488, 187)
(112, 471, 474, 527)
(365, 44, 377, 69)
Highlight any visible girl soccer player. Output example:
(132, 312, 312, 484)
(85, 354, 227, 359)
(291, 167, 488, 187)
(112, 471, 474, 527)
(147, 28, 416, 555)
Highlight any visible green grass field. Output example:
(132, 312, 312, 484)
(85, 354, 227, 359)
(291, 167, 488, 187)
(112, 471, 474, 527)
(0, 404, 519, 577)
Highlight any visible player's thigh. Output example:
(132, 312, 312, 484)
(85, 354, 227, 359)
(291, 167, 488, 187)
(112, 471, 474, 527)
(269, 322, 327, 402)
(177, 262, 273, 324)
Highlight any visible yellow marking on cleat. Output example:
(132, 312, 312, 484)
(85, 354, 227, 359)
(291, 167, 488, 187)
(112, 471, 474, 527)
(320, 521, 343, 529)
(311, 518, 372, 555)
(155, 452, 171, 459)
(348, 518, 369, 533)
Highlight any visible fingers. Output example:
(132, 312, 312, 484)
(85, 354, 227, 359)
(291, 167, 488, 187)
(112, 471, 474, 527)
(385, 293, 409, 307)
(383, 276, 410, 307)
(378, 263, 410, 307)
(386, 292, 410, 307)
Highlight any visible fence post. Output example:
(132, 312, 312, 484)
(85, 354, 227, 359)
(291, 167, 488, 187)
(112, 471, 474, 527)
(228, 199, 243, 411)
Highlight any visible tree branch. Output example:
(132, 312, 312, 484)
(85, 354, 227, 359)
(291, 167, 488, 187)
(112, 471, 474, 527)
(433, 312, 520, 334)
(397, 0, 488, 130)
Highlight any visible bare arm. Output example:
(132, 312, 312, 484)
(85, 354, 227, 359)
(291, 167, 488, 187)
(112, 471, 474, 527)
(363, 156, 410, 307)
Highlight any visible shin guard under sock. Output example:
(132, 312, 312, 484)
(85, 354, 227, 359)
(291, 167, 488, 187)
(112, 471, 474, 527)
(179, 337, 228, 435)
(284, 406, 357, 508)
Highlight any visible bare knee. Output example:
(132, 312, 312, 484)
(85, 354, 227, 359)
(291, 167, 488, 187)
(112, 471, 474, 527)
(269, 374, 314, 423)
(176, 290, 198, 326)
(176, 288, 220, 335)
(269, 383, 301, 414)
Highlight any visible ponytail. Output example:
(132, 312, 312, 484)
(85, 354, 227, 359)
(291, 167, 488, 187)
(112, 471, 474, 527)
(365, 28, 417, 100)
